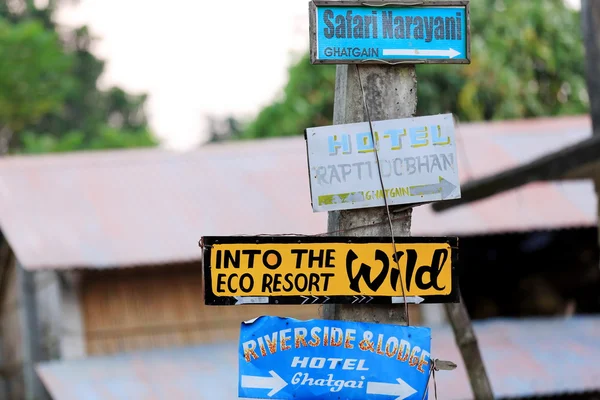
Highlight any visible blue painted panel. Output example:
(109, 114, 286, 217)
(238, 316, 431, 400)
(312, 4, 469, 63)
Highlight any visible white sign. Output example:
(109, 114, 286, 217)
(305, 113, 461, 212)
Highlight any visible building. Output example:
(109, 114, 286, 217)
(0, 114, 598, 399)
(0, 143, 325, 399)
(36, 315, 600, 400)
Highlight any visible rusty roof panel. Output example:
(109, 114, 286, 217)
(0, 115, 595, 270)
(36, 315, 600, 400)
(411, 114, 596, 236)
(37, 342, 241, 400)
(432, 315, 600, 399)
(411, 180, 596, 236)
(0, 139, 328, 270)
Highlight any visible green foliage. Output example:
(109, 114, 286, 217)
(20, 126, 156, 154)
(242, 53, 336, 140)
(241, 0, 587, 139)
(0, 0, 158, 154)
(0, 18, 73, 132)
(419, 0, 587, 121)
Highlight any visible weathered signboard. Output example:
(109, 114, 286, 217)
(305, 113, 461, 213)
(200, 236, 458, 305)
(239, 316, 431, 399)
(309, 0, 470, 64)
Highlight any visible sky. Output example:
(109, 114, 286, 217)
(56, 0, 582, 151)
(57, 0, 310, 150)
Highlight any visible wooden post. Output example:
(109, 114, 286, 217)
(582, 0, 600, 134)
(581, 0, 600, 255)
(319, 61, 495, 399)
(320, 63, 416, 323)
(315, 7, 494, 400)
(313, 3, 494, 399)
(444, 295, 494, 399)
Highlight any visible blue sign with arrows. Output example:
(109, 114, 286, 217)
(239, 316, 431, 400)
(309, 1, 470, 64)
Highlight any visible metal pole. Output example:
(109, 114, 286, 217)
(17, 262, 47, 400)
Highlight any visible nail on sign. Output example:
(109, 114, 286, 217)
(309, 0, 471, 64)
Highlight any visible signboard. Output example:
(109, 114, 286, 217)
(309, 1, 470, 64)
(239, 316, 431, 399)
(200, 236, 458, 305)
(305, 113, 461, 212)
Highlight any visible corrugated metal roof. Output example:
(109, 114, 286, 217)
(412, 114, 597, 236)
(36, 315, 600, 400)
(431, 315, 600, 399)
(0, 139, 325, 270)
(0, 115, 596, 270)
(37, 342, 240, 400)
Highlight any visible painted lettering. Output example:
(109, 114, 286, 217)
(325, 125, 452, 155)
(311, 153, 455, 187)
(215, 273, 254, 293)
(345, 248, 450, 293)
(323, 9, 335, 39)
(260, 272, 335, 293)
(246, 327, 430, 374)
(291, 372, 366, 393)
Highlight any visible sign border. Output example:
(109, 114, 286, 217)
(200, 235, 459, 306)
(308, 0, 471, 65)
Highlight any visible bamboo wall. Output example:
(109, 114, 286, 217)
(81, 263, 320, 356)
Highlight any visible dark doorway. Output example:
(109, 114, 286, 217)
(458, 228, 600, 319)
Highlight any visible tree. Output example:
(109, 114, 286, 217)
(0, 17, 73, 153)
(0, 0, 158, 154)
(240, 0, 587, 140)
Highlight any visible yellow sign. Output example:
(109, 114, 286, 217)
(201, 237, 458, 305)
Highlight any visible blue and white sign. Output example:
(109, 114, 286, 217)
(305, 113, 461, 212)
(309, 1, 470, 64)
(239, 316, 432, 400)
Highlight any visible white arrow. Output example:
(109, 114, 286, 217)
(382, 48, 461, 59)
(241, 370, 288, 397)
(367, 377, 417, 400)
(301, 295, 322, 304)
(392, 296, 424, 304)
(352, 295, 374, 304)
(235, 296, 268, 305)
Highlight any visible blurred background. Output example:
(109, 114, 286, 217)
(1, 0, 600, 399)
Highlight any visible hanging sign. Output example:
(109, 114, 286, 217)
(200, 236, 458, 305)
(305, 113, 461, 212)
(309, 0, 471, 64)
(239, 316, 432, 399)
